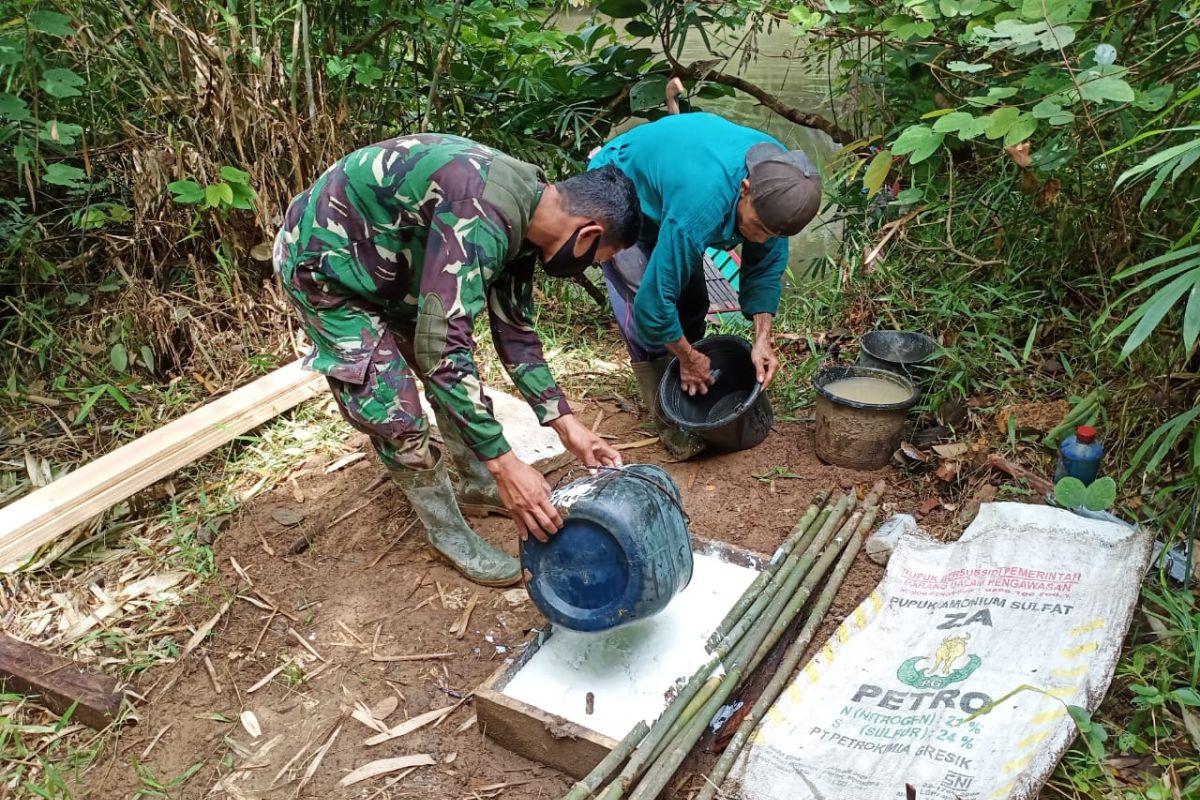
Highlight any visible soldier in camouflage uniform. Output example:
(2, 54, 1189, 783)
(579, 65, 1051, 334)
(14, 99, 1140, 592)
(275, 134, 641, 586)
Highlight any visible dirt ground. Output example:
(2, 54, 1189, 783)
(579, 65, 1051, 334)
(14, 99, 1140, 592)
(85, 399, 921, 800)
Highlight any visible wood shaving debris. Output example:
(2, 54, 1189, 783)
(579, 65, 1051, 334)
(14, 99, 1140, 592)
(324, 452, 365, 474)
(339, 755, 434, 787)
(363, 704, 457, 746)
(181, 599, 232, 659)
(240, 709, 262, 738)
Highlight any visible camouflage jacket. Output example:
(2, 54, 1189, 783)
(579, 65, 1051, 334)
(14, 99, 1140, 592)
(275, 134, 570, 460)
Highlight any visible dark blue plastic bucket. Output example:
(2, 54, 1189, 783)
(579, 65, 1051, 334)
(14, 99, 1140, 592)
(521, 465, 693, 633)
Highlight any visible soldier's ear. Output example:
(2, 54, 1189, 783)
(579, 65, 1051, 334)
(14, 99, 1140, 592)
(578, 221, 604, 251)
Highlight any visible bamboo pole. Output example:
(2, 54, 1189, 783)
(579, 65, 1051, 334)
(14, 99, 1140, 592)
(577, 497, 851, 800)
(624, 482, 885, 800)
(696, 504, 880, 800)
(714, 493, 852, 657)
(705, 490, 830, 651)
(563, 720, 649, 800)
(628, 515, 864, 800)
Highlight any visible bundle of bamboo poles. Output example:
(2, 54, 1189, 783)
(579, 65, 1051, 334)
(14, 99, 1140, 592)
(562, 481, 887, 800)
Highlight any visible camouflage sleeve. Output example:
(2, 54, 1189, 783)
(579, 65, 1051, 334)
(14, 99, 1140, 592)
(487, 259, 572, 425)
(413, 199, 513, 461)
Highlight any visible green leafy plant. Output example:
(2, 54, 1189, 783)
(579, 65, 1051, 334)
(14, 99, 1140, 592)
(168, 166, 256, 211)
(1055, 476, 1117, 512)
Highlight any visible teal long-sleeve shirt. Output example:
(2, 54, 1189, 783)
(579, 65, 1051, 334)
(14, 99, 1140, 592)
(589, 112, 789, 347)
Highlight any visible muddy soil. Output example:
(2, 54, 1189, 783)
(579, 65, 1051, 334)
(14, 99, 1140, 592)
(86, 399, 918, 800)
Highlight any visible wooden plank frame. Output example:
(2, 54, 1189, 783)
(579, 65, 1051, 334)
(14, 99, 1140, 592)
(476, 538, 766, 778)
(0, 360, 326, 567)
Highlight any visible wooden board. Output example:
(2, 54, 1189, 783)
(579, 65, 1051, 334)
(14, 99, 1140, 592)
(0, 633, 125, 729)
(0, 360, 326, 567)
(476, 539, 766, 778)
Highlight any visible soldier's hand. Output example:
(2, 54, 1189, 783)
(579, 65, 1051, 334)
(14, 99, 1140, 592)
(551, 414, 623, 469)
(485, 452, 562, 543)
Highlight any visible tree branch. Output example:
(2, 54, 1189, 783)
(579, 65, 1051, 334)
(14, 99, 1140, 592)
(680, 60, 855, 144)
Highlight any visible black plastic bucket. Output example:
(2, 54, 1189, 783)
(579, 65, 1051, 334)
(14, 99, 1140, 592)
(658, 335, 773, 451)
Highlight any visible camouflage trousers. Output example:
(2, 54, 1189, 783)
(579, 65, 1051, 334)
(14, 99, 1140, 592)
(274, 269, 436, 473)
(320, 323, 438, 473)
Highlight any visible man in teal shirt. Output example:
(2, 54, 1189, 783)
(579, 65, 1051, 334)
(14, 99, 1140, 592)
(589, 112, 821, 458)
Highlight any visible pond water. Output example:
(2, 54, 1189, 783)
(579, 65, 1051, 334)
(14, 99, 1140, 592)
(559, 10, 842, 271)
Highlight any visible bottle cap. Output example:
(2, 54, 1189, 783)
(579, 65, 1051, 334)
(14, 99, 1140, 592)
(1076, 425, 1097, 443)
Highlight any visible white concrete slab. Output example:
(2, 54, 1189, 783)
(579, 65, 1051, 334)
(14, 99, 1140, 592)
(500, 553, 759, 740)
(422, 387, 568, 472)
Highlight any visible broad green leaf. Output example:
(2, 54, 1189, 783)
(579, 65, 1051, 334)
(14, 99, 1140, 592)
(1032, 99, 1063, 119)
(946, 60, 991, 72)
(985, 106, 1021, 139)
(863, 150, 893, 199)
(206, 182, 235, 208)
(894, 21, 935, 40)
(1082, 476, 1116, 511)
(39, 67, 85, 99)
(168, 179, 205, 204)
(42, 163, 87, 188)
(597, 0, 647, 18)
(1170, 688, 1200, 706)
(0, 92, 31, 121)
(110, 343, 128, 372)
(1055, 477, 1087, 509)
(1134, 85, 1174, 112)
(28, 10, 74, 37)
(921, 107, 958, 119)
(219, 165, 251, 184)
(966, 86, 1018, 108)
(932, 112, 974, 133)
(65, 292, 89, 306)
(1019, 0, 1091, 23)
(826, 0, 853, 10)
(938, 0, 959, 15)
(892, 125, 945, 163)
(896, 187, 924, 204)
(140, 346, 155, 372)
(1004, 113, 1038, 146)
(0, 38, 20, 65)
(105, 383, 130, 412)
(39, 120, 84, 146)
(230, 182, 256, 210)
(629, 76, 668, 111)
(624, 20, 655, 37)
(1078, 75, 1135, 104)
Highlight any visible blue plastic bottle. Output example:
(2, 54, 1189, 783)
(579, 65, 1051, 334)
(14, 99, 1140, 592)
(1055, 425, 1103, 485)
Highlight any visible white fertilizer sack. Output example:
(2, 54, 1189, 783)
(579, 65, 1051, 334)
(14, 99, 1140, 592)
(728, 502, 1153, 800)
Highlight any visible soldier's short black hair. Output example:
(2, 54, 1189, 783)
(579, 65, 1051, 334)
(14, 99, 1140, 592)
(556, 164, 642, 248)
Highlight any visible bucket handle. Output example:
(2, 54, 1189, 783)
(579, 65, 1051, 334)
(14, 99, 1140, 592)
(552, 465, 691, 524)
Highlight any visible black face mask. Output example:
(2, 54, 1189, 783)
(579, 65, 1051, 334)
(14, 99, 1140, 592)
(542, 227, 601, 277)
